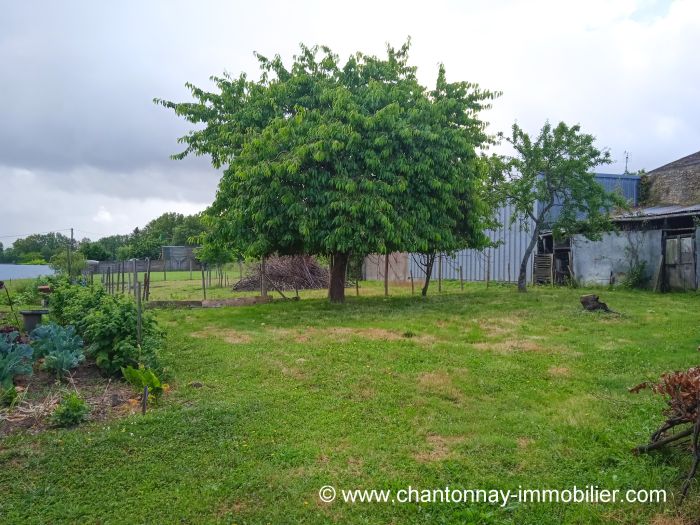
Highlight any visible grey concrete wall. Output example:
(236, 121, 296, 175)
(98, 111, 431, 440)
(571, 229, 663, 286)
(363, 253, 409, 281)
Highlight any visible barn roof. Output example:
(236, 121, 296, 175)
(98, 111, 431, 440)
(614, 203, 700, 221)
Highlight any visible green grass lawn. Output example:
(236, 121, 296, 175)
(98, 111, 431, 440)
(1, 281, 699, 524)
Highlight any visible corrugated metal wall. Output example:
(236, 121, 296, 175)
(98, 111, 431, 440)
(546, 173, 640, 224)
(409, 202, 534, 283)
(403, 173, 641, 284)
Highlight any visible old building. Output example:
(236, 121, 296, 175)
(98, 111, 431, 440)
(545, 151, 700, 291)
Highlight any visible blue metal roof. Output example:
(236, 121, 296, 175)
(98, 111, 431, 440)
(544, 173, 640, 224)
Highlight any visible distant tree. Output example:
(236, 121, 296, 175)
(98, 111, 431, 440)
(79, 241, 110, 261)
(49, 251, 86, 278)
(491, 121, 625, 292)
(93, 234, 130, 260)
(157, 42, 497, 302)
(11, 232, 70, 263)
(171, 214, 206, 246)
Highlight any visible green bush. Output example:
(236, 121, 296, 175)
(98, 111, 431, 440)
(49, 279, 106, 332)
(82, 294, 161, 376)
(48, 280, 162, 376)
(51, 393, 90, 427)
(0, 331, 33, 390)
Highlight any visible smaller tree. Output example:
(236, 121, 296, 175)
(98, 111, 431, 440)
(492, 121, 625, 292)
(49, 251, 86, 279)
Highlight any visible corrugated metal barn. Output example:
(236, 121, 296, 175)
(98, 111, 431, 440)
(384, 173, 641, 284)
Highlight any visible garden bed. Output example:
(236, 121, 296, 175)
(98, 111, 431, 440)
(1, 360, 135, 437)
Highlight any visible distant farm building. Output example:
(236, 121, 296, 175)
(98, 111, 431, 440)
(161, 246, 199, 271)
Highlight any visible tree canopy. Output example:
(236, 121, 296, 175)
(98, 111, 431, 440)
(157, 42, 498, 302)
(491, 121, 626, 291)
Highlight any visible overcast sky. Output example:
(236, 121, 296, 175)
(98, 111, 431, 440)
(1, 0, 698, 246)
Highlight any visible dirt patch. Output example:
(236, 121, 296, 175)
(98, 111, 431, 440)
(414, 434, 465, 462)
(649, 515, 690, 525)
(417, 371, 465, 403)
(548, 366, 570, 377)
(472, 338, 544, 354)
(477, 316, 523, 336)
(268, 326, 406, 343)
(280, 366, 306, 380)
(191, 327, 253, 344)
(517, 437, 534, 449)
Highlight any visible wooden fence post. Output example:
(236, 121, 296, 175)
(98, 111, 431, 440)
(136, 281, 142, 345)
(460, 265, 464, 291)
(486, 251, 491, 288)
(132, 259, 138, 299)
(201, 265, 207, 300)
(384, 253, 389, 297)
(438, 254, 442, 293)
(260, 257, 268, 297)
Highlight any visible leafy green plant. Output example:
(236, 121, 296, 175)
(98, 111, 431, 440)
(622, 261, 648, 289)
(31, 323, 83, 358)
(122, 365, 164, 400)
(1, 385, 18, 407)
(31, 323, 85, 380)
(50, 392, 90, 427)
(44, 348, 85, 380)
(0, 331, 33, 390)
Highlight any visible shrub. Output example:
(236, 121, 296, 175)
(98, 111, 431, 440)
(51, 393, 90, 427)
(0, 331, 33, 390)
(48, 279, 105, 332)
(82, 294, 162, 376)
(48, 280, 162, 376)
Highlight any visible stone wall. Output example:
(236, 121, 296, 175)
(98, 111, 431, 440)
(648, 154, 700, 205)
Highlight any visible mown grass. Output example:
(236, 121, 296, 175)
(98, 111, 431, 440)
(1, 281, 699, 524)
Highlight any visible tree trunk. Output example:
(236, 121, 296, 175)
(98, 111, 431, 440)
(329, 252, 349, 303)
(518, 231, 539, 292)
(421, 253, 436, 297)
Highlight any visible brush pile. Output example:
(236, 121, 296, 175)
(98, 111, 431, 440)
(232, 255, 329, 292)
(631, 365, 700, 498)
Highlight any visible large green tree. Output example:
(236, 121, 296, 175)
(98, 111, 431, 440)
(492, 121, 625, 292)
(157, 42, 497, 302)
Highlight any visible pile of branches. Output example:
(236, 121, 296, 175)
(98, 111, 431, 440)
(233, 255, 329, 292)
(631, 366, 700, 498)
